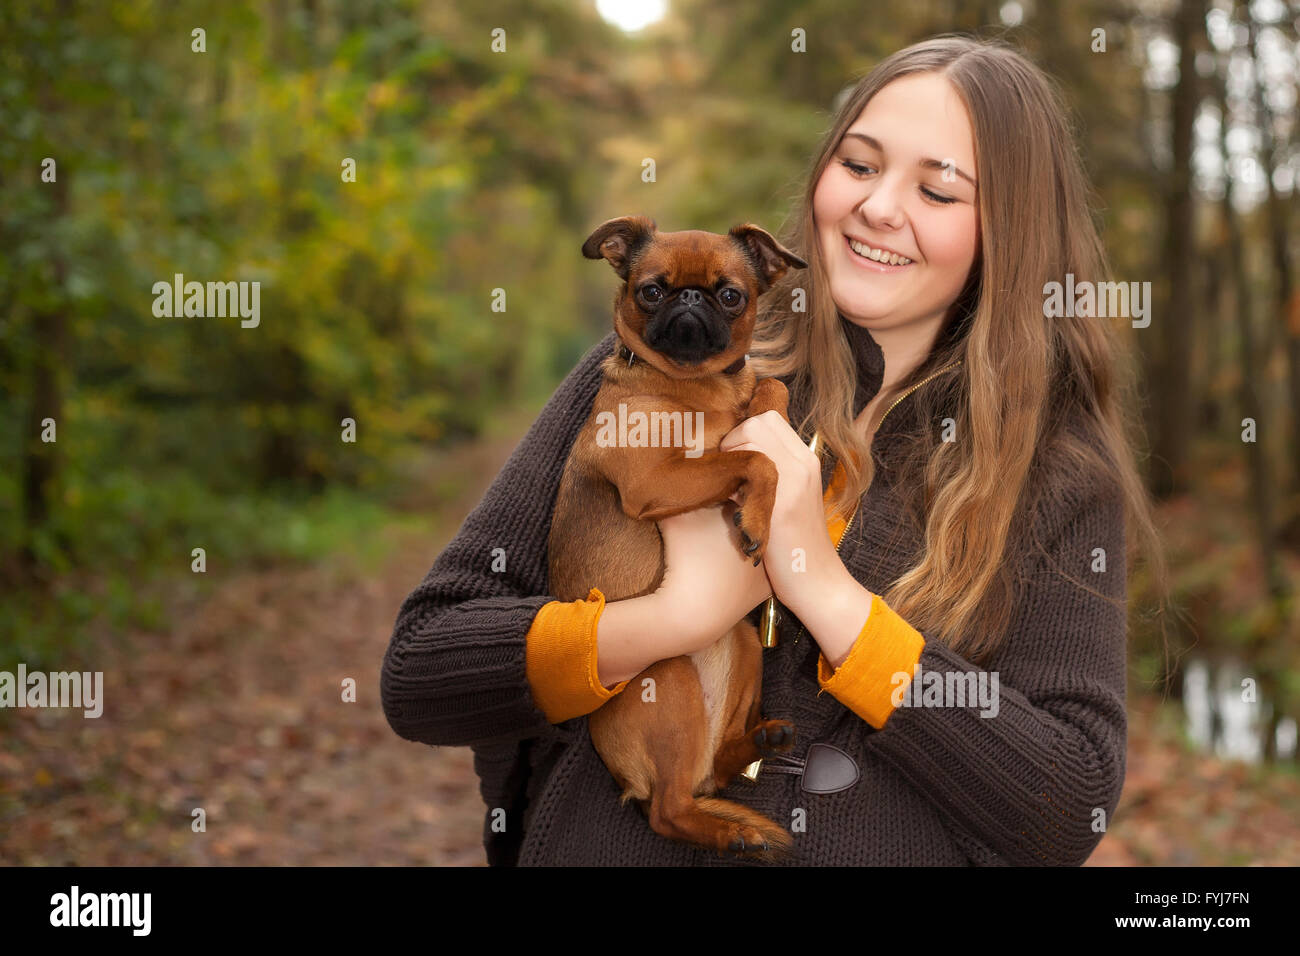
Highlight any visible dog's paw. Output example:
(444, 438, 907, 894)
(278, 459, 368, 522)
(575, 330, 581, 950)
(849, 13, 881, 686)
(745, 377, 790, 421)
(752, 719, 796, 756)
(725, 826, 773, 856)
(732, 507, 768, 565)
(720, 821, 794, 861)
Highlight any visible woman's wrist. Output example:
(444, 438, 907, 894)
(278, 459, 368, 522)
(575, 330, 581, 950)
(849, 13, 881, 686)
(785, 566, 875, 670)
(595, 590, 696, 687)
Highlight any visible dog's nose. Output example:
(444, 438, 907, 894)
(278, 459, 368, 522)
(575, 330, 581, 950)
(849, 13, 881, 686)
(668, 313, 707, 350)
(678, 288, 704, 307)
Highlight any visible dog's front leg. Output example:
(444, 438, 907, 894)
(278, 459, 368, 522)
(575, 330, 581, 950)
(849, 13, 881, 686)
(744, 377, 790, 421)
(599, 448, 779, 564)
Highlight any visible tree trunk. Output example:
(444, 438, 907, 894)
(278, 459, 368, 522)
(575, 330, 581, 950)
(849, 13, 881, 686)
(19, 7, 73, 577)
(1198, 239, 1224, 431)
(1215, 34, 1284, 600)
(1248, 13, 1300, 518)
(1150, 0, 1205, 499)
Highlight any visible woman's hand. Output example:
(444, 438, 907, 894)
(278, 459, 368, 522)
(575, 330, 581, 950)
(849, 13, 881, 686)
(717, 411, 868, 642)
(655, 505, 773, 655)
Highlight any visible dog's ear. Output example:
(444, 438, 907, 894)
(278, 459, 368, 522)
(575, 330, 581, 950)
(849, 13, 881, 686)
(729, 224, 808, 293)
(582, 215, 658, 280)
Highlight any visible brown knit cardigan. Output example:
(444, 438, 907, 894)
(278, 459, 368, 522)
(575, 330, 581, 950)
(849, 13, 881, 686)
(380, 318, 1128, 866)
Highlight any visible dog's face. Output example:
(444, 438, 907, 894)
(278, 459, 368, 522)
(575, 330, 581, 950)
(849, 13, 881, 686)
(582, 216, 807, 375)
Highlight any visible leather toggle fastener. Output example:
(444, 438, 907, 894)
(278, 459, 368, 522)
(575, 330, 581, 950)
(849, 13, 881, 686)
(740, 742, 860, 795)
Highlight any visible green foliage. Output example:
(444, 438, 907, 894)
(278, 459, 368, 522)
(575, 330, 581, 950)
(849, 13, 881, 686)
(0, 0, 633, 629)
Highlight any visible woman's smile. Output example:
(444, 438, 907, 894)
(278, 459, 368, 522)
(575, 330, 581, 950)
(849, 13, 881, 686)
(844, 234, 916, 271)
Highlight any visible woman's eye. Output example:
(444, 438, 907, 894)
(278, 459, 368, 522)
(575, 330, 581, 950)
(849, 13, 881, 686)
(719, 288, 742, 307)
(841, 158, 959, 204)
(921, 186, 958, 205)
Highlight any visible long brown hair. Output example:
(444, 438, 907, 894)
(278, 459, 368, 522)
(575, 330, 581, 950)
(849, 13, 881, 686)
(749, 35, 1172, 668)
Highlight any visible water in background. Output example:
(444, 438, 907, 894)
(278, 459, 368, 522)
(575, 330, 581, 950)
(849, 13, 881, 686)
(1183, 657, 1298, 763)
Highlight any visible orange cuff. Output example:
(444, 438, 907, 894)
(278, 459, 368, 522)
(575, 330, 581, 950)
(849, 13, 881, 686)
(816, 593, 925, 730)
(525, 587, 630, 724)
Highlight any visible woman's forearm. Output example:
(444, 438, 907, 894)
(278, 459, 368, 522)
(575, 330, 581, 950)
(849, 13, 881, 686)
(595, 592, 693, 687)
(593, 503, 776, 688)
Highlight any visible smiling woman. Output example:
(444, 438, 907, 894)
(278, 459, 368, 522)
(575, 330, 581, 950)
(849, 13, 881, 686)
(382, 35, 1173, 867)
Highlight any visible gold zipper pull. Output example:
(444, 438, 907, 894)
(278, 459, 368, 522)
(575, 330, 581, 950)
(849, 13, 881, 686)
(758, 428, 826, 649)
(759, 598, 779, 647)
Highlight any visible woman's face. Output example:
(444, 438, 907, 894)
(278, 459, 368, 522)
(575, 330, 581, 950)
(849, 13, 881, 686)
(813, 72, 979, 341)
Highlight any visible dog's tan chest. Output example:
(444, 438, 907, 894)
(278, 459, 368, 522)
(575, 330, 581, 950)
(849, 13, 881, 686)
(688, 636, 735, 756)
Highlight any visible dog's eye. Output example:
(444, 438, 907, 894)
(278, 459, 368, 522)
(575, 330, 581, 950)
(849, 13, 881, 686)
(640, 285, 664, 304)
(719, 288, 743, 308)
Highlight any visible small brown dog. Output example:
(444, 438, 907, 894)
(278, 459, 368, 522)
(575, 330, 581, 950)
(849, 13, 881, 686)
(546, 215, 807, 859)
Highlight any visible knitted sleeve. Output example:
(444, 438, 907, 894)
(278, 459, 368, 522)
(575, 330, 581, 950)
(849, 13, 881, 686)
(860, 472, 1128, 866)
(380, 331, 616, 747)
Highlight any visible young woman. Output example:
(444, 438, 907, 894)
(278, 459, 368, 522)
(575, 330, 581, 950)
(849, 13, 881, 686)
(382, 35, 1169, 866)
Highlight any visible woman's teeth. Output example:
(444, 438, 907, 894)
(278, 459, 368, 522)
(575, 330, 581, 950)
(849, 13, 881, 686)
(848, 237, 912, 266)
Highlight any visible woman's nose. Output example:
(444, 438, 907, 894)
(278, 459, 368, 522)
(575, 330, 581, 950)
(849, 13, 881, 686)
(856, 177, 906, 230)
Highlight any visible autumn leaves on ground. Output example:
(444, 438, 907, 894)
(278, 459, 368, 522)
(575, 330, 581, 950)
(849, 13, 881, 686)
(2, 425, 1297, 866)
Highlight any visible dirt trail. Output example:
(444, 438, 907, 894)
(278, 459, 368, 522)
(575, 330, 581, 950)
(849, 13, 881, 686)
(2, 423, 1296, 865)
(0, 430, 523, 866)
